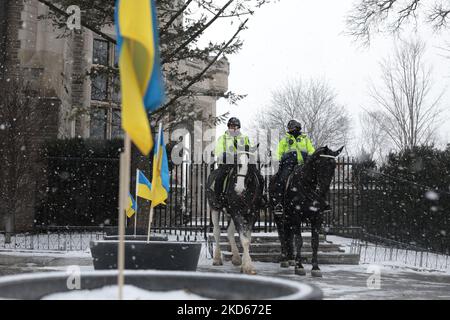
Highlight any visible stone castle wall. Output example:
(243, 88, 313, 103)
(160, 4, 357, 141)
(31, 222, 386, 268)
(0, 0, 230, 232)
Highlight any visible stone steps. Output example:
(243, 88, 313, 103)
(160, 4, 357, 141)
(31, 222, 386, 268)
(218, 242, 344, 253)
(207, 233, 326, 244)
(222, 251, 360, 265)
(208, 233, 360, 265)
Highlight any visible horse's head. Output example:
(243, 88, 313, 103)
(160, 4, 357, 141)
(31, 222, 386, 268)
(305, 146, 344, 203)
(235, 143, 260, 167)
(234, 144, 260, 195)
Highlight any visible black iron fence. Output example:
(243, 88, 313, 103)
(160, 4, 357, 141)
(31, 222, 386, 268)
(30, 155, 449, 255)
(34, 157, 357, 237)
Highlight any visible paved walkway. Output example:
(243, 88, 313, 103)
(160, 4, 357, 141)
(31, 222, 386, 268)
(196, 261, 450, 300)
(1, 257, 450, 300)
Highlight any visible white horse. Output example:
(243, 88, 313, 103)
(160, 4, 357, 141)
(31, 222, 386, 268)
(207, 150, 264, 275)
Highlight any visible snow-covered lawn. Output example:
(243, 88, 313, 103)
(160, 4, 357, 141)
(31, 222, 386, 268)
(328, 235, 450, 273)
(0, 232, 104, 251)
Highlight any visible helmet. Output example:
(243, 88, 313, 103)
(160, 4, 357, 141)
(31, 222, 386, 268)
(227, 117, 241, 128)
(287, 120, 302, 133)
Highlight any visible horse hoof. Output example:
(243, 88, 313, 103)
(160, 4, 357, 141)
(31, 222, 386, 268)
(280, 261, 290, 268)
(232, 258, 242, 266)
(311, 270, 323, 278)
(213, 260, 223, 266)
(242, 270, 257, 275)
(295, 268, 306, 276)
(288, 260, 296, 267)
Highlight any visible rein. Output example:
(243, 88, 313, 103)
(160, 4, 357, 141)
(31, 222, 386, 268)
(319, 154, 337, 159)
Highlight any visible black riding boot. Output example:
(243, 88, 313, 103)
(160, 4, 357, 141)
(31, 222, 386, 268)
(215, 165, 229, 203)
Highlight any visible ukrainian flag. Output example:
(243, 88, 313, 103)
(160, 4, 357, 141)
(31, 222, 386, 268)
(137, 170, 152, 201)
(126, 193, 137, 218)
(115, 0, 165, 155)
(149, 125, 170, 208)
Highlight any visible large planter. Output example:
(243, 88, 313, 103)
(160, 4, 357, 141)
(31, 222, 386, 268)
(90, 240, 202, 271)
(0, 270, 323, 300)
(104, 227, 149, 236)
(103, 234, 169, 241)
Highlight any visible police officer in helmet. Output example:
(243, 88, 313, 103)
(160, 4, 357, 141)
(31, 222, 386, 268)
(272, 120, 315, 215)
(213, 117, 251, 201)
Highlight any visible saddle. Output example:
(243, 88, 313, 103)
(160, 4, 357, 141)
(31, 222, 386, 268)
(207, 166, 265, 210)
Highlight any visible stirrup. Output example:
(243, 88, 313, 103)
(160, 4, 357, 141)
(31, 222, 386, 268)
(274, 205, 283, 216)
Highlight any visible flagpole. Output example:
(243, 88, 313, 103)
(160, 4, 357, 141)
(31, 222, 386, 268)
(118, 134, 131, 300)
(134, 169, 139, 236)
(147, 206, 154, 243)
(147, 123, 162, 243)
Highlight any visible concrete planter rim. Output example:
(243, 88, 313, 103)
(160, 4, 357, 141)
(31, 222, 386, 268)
(0, 270, 322, 300)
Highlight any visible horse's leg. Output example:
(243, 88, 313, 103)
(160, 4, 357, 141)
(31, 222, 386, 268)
(274, 212, 289, 268)
(311, 216, 323, 277)
(286, 217, 295, 266)
(239, 227, 256, 275)
(294, 222, 306, 276)
(227, 217, 242, 266)
(212, 209, 223, 266)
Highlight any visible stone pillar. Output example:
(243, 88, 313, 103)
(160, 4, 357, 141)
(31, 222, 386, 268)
(1, 0, 24, 81)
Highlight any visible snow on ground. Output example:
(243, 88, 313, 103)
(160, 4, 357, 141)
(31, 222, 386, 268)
(196, 258, 450, 300)
(0, 232, 103, 251)
(0, 249, 91, 258)
(42, 285, 208, 300)
(323, 235, 450, 273)
(1, 233, 449, 299)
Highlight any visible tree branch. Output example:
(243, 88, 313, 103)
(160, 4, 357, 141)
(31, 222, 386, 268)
(154, 18, 248, 116)
(161, 0, 235, 65)
(159, 0, 194, 37)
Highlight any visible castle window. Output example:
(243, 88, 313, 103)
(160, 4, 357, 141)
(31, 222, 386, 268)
(90, 108, 108, 139)
(93, 39, 109, 66)
(90, 37, 121, 140)
(111, 110, 123, 139)
(91, 72, 108, 101)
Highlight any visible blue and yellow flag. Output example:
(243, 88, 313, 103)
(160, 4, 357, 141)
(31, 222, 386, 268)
(126, 193, 137, 218)
(137, 170, 152, 201)
(115, 0, 165, 155)
(149, 125, 170, 208)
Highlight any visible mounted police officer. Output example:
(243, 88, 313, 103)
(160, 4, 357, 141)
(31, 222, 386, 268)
(214, 117, 251, 201)
(272, 120, 315, 215)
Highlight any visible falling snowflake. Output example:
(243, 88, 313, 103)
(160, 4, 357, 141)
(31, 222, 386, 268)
(425, 191, 439, 201)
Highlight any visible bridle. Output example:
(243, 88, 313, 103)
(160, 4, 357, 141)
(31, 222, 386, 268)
(319, 154, 337, 159)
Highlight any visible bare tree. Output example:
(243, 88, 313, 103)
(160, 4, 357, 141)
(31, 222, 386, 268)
(346, 0, 450, 46)
(0, 79, 49, 240)
(366, 38, 444, 151)
(253, 78, 351, 150)
(358, 110, 391, 162)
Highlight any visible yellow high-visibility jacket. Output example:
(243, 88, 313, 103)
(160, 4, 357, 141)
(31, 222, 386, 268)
(215, 131, 251, 156)
(276, 133, 315, 164)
